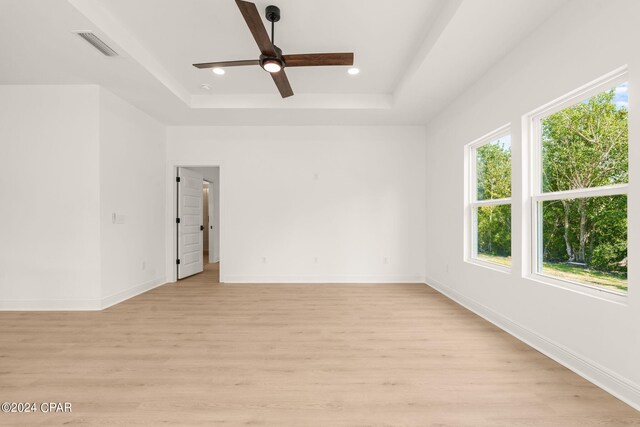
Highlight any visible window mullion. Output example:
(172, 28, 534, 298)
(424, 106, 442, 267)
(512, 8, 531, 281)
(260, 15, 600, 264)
(533, 183, 628, 202)
(472, 198, 512, 208)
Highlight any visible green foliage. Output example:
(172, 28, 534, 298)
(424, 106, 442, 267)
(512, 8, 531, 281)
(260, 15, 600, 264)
(476, 141, 511, 200)
(542, 90, 628, 192)
(591, 241, 627, 272)
(474, 85, 628, 287)
(475, 140, 512, 259)
(542, 195, 627, 271)
(540, 87, 628, 281)
(477, 205, 511, 259)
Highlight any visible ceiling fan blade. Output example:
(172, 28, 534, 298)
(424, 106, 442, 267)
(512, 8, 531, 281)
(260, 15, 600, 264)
(193, 59, 260, 69)
(271, 70, 294, 98)
(282, 53, 354, 67)
(235, 0, 276, 57)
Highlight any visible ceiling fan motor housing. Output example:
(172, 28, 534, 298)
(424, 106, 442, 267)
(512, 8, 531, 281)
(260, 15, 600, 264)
(260, 45, 284, 71)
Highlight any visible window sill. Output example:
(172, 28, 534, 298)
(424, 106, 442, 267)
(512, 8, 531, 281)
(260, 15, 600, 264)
(525, 273, 627, 305)
(465, 258, 512, 275)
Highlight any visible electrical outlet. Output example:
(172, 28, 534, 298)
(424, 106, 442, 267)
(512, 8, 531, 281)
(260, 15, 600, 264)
(141, 261, 146, 270)
(261, 257, 267, 264)
(445, 264, 450, 273)
(383, 257, 389, 264)
(314, 257, 319, 264)
(113, 213, 126, 224)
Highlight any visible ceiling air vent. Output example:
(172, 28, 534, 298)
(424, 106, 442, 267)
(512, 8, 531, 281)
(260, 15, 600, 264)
(75, 31, 118, 57)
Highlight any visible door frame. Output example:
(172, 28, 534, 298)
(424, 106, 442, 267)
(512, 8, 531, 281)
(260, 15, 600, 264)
(206, 180, 220, 263)
(167, 163, 224, 283)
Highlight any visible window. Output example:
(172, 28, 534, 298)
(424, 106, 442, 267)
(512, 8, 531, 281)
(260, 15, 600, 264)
(530, 71, 628, 295)
(467, 127, 512, 270)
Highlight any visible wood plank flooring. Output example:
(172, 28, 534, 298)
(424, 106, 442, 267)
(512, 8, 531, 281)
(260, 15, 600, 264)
(0, 263, 638, 426)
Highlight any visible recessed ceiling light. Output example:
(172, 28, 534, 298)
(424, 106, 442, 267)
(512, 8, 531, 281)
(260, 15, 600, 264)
(212, 68, 225, 75)
(200, 83, 211, 90)
(348, 67, 360, 75)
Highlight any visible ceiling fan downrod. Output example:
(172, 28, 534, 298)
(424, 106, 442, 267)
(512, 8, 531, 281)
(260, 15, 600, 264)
(265, 5, 280, 45)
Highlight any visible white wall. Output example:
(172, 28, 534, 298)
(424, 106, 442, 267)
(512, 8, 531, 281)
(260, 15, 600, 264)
(0, 85, 101, 309)
(0, 85, 167, 310)
(423, 0, 640, 409)
(166, 126, 426, 283)
(99, 88, 166, 307)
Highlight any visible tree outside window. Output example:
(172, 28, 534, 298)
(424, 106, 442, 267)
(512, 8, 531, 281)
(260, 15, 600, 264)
(534, 80, 628, 293)
(469, 132, 512, 268)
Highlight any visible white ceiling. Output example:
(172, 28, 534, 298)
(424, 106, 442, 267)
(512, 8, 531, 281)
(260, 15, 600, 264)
(0, 0, 568, 125)
(103, 0, 442, 95)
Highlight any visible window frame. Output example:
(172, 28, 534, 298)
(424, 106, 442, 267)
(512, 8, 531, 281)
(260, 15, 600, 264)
(526, 67, 629, 300)
(466, 124, 512, 273)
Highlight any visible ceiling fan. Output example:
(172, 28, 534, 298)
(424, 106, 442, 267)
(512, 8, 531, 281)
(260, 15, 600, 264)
(193, 0, 355, 98)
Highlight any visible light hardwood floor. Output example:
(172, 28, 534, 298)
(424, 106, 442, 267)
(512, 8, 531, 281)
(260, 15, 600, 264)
(203, 251, 220, 283)
(1, 264, 638, 426)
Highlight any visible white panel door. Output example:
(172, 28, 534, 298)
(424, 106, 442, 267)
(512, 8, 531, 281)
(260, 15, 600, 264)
(178, 168, 203, 279)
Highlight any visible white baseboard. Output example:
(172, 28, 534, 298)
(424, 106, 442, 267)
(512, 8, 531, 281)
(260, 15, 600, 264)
(0, 298, 102, 311)
(223, 274, 426, 284)
(0, 277, 167, 311)
(425, 276, 640, 412)
(101, 276, 166, 309)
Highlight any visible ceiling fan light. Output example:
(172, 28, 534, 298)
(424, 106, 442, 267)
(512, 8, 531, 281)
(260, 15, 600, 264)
(263, 59, 282, 73)
(212, 68, 225, 75)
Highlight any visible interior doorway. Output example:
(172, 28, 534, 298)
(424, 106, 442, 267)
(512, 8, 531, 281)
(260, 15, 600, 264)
(176, 166, 220, 283)
(202, 179, 220, 283)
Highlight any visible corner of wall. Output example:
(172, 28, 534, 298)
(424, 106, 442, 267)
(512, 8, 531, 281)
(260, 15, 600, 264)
(97, 86, 168, 306)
